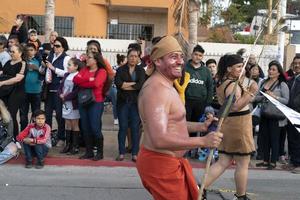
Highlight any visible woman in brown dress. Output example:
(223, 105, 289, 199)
(203, 54, 258, 200)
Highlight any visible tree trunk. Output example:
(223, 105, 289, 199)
(188, 0, 199, 58)
(45, 0, 55, 43)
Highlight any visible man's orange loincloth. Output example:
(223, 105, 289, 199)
(136, 146, 199, 200)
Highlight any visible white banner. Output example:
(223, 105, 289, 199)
(261, 91, 300, 133)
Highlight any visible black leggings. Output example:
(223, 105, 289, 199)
(259, 117, 281, 164)
(2, 92, 24, 138)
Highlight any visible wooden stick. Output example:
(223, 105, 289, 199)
(198, 118, 224, 200)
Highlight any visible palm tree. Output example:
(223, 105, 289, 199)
(173, 0, 201, 58)
(44, 0, 79, 42)
(45, 0, 55, 43)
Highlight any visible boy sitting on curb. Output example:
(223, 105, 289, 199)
(17, 110, 51, 169)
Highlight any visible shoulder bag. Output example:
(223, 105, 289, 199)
(261, 81, 286, 120)
(78, 69, 99, 107)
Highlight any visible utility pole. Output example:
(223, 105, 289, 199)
(268, 0, 273, 34)
(277, 0, 287, 65)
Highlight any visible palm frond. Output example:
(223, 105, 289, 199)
(172, 0, 189, 30)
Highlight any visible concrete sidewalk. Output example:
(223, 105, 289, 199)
(10, 107, 290, 171)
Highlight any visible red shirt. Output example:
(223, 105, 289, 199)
(16, 123, 51, 146)
(73, 67, 107, 102)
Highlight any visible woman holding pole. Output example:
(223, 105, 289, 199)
(202, 54, 258, 200)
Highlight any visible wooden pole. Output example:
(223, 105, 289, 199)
(268, 0, 273, 35)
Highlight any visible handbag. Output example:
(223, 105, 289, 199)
(78, 88, 95, 106)
(77, 69, 99, 106)
(260, 80, 285, 120)
(261, 101, 285, 120)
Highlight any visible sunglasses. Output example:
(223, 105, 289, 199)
(54, 44, 62, 48)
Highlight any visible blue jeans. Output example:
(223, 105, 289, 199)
(0, 143, 16, 165)
(23, 143, 49, 162)
(45, 92, 65, 140)
(117, 102, 140, 156)
(20, 93, 41, 131)
(79, 102, 104, 140)
(107, 86, 118, 120)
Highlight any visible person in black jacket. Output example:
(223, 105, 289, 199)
(115, 48, 146, 162)
(285, 55, 300, 174)
(9, 15, 28, 45)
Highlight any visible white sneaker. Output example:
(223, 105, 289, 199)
(114, 119, 119, 125)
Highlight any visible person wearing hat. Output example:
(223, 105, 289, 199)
(136, 36, 223, 200)
(202, 54, 258, 200)
(44, 37, 71, 147)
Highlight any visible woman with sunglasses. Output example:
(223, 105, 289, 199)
(44, 37, 71, 148)
(0, 44, 26, 138)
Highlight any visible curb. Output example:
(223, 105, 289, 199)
(7, 155, 287, 171)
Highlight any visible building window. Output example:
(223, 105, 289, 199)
(107, 23, 153, 41)
(26, 15, 74, 37)
(291, 31, 300, 44)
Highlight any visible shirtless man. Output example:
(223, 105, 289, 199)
(136, 36, 223, 200)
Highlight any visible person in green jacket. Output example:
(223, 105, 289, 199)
(185, 45, 214, 139)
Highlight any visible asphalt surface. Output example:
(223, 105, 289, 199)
(1, 165, 300, 200)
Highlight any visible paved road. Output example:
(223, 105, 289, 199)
(1, 165, 299, 200)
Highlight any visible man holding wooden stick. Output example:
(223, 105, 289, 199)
(136, 36, 223, 200)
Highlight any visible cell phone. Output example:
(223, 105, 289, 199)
(42, 53, 48, 62)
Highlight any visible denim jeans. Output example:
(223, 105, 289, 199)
(20, 93, 41, 131)
(79, 102, 104, 140)
(107, 86, 118, 120)
(23, 143, 49, 162)
(117, 102, 140, 156)
(0, 143, 17, 165)
(45, 92, 65, 140)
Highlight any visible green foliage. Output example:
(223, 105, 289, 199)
(234, 33, 263, 44)
(222, 0, 268, 25)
